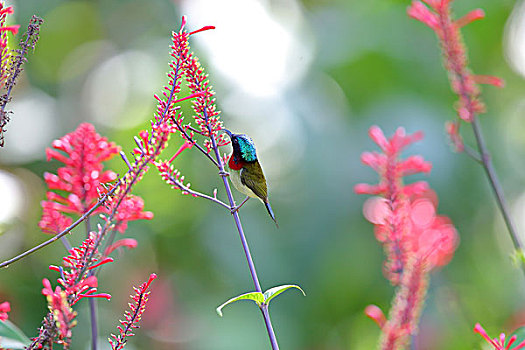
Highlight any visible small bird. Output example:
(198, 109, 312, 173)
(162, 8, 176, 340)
(224, 129, 278, 227)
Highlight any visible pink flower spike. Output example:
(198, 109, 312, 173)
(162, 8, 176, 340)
(88, 257, 114, 270)
(105, 238, 138, 256)
(189, 25, 216, 35)
(456, 9, 485, 28)
(473, 75, 505, 88)
(365, 304, 386, 328)
(407, 1, 440, 31)
(169, 140, 194, 164)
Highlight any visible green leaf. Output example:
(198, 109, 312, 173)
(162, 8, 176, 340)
(216, 291, 265, 317)
(263, 284, 306, 307)
(510, 326, 525, 345)
(0, 320, 31, 349)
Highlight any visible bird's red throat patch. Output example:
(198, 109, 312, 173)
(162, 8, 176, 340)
(228, 155, 244, 170)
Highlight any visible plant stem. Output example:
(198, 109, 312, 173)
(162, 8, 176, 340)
(470, 116, 525, 273)
(85, 216, 98, 350)
(89, 299, 98, 350)
(204, 113, 279, 349)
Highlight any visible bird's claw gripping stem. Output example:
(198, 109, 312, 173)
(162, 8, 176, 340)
(219, 170, 229, 177)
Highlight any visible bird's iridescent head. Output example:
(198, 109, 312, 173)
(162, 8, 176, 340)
(224, 129, 257, 162)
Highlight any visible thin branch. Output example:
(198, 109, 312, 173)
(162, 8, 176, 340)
(0, 182, 119, 269)
(164, 171, 231, 210)
(470, 116, 524, 255)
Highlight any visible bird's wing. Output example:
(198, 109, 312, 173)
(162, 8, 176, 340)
(240, 162, 268, 200)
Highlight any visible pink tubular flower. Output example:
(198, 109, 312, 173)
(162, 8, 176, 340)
(109, 273, 157, 350)
(407, 0, 502, 125)
(474, 323, 525, 350)
(365, 304, 386, 329)
(104, 238, 138, 256)
(0, 301, 10, 321)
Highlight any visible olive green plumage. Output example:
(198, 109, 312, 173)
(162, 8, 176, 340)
(224, 129, 278, 227)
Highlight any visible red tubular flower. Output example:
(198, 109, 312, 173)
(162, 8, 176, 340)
(104, 238, 138, 256)
(474, 323, 525, 350)
(0, 301, 10, 321)
(109, 273, 157, 350)
(407, 0, 502, 124)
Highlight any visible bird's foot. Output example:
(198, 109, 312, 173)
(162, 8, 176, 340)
(218, 170, 230, 177)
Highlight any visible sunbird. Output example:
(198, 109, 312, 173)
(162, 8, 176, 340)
(224, 129, 278, 227)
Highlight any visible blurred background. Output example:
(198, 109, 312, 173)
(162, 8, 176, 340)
(0, 0, 524, 348)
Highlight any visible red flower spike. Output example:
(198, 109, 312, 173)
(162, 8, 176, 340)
(474, 323, 525, 350)
(39, 123, 120, 232)
(0, 301, 10, 321)
(41, 278, 77, 343)
(109, 273, 157, 350)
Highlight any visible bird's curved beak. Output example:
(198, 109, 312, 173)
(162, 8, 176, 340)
(223, 128, 233, 138)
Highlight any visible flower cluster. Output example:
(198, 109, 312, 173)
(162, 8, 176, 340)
(31, 232, 112, 349)
(39, 123, 119, 233)
(356, 126, 458, 349)
(355, 126, 458, 284)
(48, 232, 112, 305)
(109, 273, 157, 350)
(474, 323, 525, 350)
(0, 301, 9, 321)
(39, 123, 153, 235)
(171, 17, 229, 153)
(41, 279, 77, 344)
(150, 17, 232, 200)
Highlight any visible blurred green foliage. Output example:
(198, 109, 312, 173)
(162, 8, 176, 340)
(0, 0, 524, 349)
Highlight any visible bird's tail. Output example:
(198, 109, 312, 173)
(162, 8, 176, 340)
(264, 201, 279, 228)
